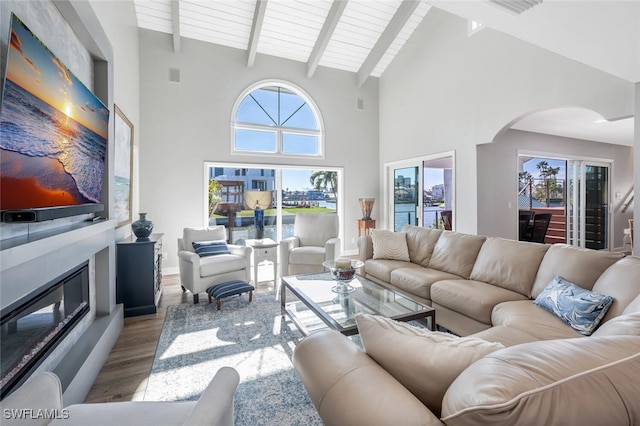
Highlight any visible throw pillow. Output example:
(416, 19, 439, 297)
(533, 276, 614, 336)
(192, 240, 230, 257)
(371, 230, 410, 262)
(355, 314, 504, 417)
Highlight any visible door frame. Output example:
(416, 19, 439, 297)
(383, 151, 456, 231)
(518, 150, 613, 250)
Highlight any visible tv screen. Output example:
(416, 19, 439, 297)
(0, 14, 108, 220)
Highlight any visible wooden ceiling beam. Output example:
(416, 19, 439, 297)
(307, 0, 348, 78)
(356, 0, 419, 87)
(247, 0, 268, 68)
(171, 0, 180, 53)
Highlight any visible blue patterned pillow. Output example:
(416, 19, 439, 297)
(192, 240, 230, 257)
(533, 276, 614, 336)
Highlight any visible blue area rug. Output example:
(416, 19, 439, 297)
(144, 292, 322, 425)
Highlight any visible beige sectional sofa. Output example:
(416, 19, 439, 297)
(292, 225, 640, 425)
(357, 225, 634, 339)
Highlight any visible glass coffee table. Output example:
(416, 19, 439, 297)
(281, 272, 435, 336)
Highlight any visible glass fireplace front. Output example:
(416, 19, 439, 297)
(1, 261, 90, 398)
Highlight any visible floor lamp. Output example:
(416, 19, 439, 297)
(245, 191, 272, 241)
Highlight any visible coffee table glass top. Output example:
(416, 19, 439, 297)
(281, 271, 433, 336)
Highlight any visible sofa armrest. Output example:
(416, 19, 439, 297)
(0, 372, 63, 426)
(324, 237, 340, 261)
(183, 367, 240, 426)
(357, 235, 373, 261)
(293, 330, 443, 426)
(227, 245, 252, 282)
(178, 250, 201, 292)
(227, 244, 251, 263)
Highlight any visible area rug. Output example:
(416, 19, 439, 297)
(144, 292, 322, 425)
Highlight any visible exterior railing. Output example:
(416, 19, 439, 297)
(519, 178, 566, 210)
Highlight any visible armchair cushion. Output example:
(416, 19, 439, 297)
(289, 246, 326, 265)
(192, 240, 230, 257)
(183, 227, 227, 253)
(293, 214, 339, 247)
(199, 254, 248, 277)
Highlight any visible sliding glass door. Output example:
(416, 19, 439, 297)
(568, 161, 610, 249)
(393, 166, 419, 232)
(388, 153, 455, 232)
(206, 164, 340, 244)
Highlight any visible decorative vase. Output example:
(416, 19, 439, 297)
(254, 208, 264, 240)
(132, 213, 154, 240)
(358, 198, 375, 220)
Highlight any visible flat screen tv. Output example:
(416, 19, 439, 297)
(0, 13, 108, 223)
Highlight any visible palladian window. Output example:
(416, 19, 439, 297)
(232, 81, 323, 156)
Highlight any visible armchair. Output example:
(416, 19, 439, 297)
(0, 368, 240, 426)
(280, 213, 340, 276)
(178, 227, 251, 303)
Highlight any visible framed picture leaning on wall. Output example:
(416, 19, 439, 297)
(113, 105, 133, 227)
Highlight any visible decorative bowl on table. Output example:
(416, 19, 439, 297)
(323, 259, 365, 294)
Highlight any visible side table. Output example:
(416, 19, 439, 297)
(245, 238, 278, 284)
(357, 219, 376, 237)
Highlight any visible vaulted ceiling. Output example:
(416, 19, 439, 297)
(133, 0, 432, 87)
(133, 0, 638, 145)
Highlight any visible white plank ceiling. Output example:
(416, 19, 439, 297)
(133, 0, 432, 86)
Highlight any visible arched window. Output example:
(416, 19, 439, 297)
(232, 81, 323, 156)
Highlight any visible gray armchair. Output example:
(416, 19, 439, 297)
(0, 367, 240, 426)
(280, 213, 340, 276)
(178, 227, 251, 303)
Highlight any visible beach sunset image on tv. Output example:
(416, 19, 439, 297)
(0, 14, 108, 211)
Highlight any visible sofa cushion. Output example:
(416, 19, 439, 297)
(533, 276, 613, 336)
(183, 227, 227, 253)
(371, 230, 410, 261)
(469, 237, 549, 297)
(492, 300, 583, 340)
(402, 225, 442, 266)
(364, 259, 421, 283)
(428, 231, 486, 279)
(389, 267, 461, 300)
(592, 256, 640, 321)
(623, 294, 640, 314)
(531, 244, 625, 298)
(431, 280, 528, 325)
(192, 240, 230, 257)
(592, 312, 640, 337)
(441, 336, 640, 426)
(470, 325, 539, 347)
(355, 314, 504, 417)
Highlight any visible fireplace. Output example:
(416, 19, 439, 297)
(1, 261, 90, 398)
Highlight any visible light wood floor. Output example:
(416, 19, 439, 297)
(84, 274, 275, 403)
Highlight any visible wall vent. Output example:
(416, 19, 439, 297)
(489, 0, 543, 15)
(169, 68, 181, 83)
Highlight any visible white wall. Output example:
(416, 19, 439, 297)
(138, 30, 380, 270)
(90, 0, 140, 241)
(477, 129, 633, 248)
(379, 8, 635, 234)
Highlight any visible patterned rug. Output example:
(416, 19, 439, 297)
(144, 291, 322, 425)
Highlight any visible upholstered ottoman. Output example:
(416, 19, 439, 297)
(206, 280, 255, 310)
